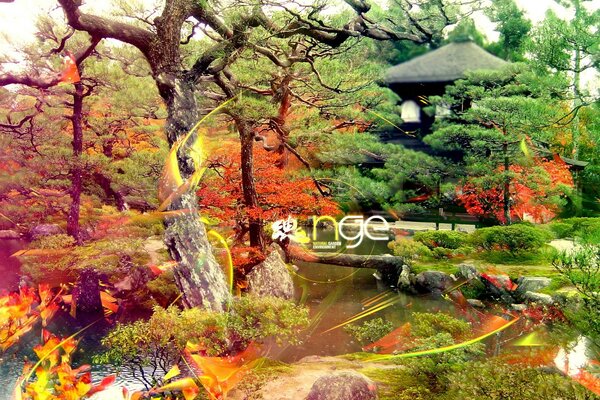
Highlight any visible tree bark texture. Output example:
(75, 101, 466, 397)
(67, 81, 84, 243)
(291, 251, 406, 270)
(237, 119, 264, 250)
(162, 80, 231, 311)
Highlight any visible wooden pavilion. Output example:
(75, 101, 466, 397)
(384, 41, 508, 135)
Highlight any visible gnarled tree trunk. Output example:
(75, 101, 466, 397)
(161, 79, 231, 311)
(236, 118, 264, 250)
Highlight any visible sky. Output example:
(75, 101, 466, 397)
(0, 0, 598, 91)
(0, 0, 578, 50)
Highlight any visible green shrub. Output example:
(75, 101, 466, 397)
(414, 230, 468, 250)
(411, 312, 471, 338)
(98, 295, 310, 365)
(432, 247, 453, 259)
(452, 245, 474, 258)
(31, 234, 76, 249)
(565, 218, 600, 234)
(362, 313, 486, 400)
(548, 221, 573, 239)
(400, 332, 485, 383)
(443, 360, 598, 400)
(478, 245, 557, 265)
(388, 238, 432, 260)
(548, 218, 600, 243)
(554, 245, 600, 342)
(344, 317, 394, 346)
(469, 224, 547, 254)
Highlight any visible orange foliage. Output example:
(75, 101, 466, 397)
(197, 143, 338, 268)
(458, 157, 574, 223)
(16, 335, 115, 400)
(0, 285, 59, 351)
(149, 342, 261, 400)
(59, 53, 80, 84)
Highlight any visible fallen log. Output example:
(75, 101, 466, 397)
(290, 251, 406, 270)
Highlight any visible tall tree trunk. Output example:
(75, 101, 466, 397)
(161, 79, 231, 311)
(67, 81, 84, 243)
(503, 141, 511, 225)
(571, 0, 583, 161)
(237, 118, 264, 250)
(572, 46, 582, 161)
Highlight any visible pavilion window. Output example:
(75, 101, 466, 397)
(400, 100, 421, 123)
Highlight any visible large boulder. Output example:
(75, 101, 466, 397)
(457, 263, 479, 281)
(29, 224, 63, 240)
(522, 291, 554, 305)
(247, 244, 294, 300)
(307, 372, 378, 400)
(396, 264, 413, 291)
(515, 277, 552, 295)
(414, 271, 454, 295)
(0, 230, 20, 239)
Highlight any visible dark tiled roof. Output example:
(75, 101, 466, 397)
(385, 41, 508, 84)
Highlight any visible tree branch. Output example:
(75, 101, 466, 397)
(57, 0, 155, 57)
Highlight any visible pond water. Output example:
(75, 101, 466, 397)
(0, 239, 26, 293)
(279, 261, 463, 361)
(0, 234, 592, 397)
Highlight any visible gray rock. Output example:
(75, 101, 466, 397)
(467, 299, 485, 308)
(414, 271, 454, 294)
(457, 263, 479, 281)
(0, 230, 20, 239)
(29, 224, 63, 240)
(515, 277, 552, 295)
(523, 291, 554, 305)
(480, 274, 518, 304)
(484, 274, 514, 290)
(307, 372, 378, 400)
(511, 304, 528, 311)
(247, 244, 294, 300)
(397, 264, 412, 290)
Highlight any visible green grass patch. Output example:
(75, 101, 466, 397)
(411, 261, 460, 275)
(361, 367, 426, 400)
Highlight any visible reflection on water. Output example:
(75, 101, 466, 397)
(0, 239, 26, 293)
(279, 261, 460, 362)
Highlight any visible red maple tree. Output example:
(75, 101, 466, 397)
(457, 157, 574, 224)
(197, 142, 338, 270)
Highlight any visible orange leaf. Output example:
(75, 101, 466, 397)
(100, 291, 119, 314)
(87, 375, 116, 396)
(60, 53, 80, 84)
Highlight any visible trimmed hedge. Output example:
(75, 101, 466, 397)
(413, 230, 468, 250)
(470, 224, 547, 253)
(388, 237, 432, 260)
(548, 218, 600, 240)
